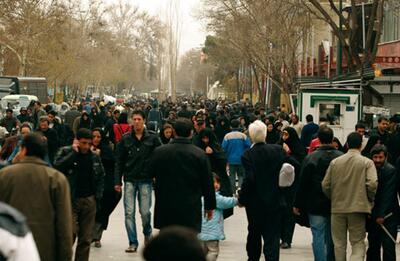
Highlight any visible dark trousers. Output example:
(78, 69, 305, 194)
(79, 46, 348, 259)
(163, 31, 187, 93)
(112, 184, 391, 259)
(73, 196, 96, 261)
(280, 205, 295, 245)
(245, 205, 280, 261)
(366, 217, 397, 261)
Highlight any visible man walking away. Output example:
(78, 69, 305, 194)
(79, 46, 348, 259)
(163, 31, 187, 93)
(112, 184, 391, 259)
(294, 126, 343, 261)
(322, 132, 378, 261)
(0, 133, 73, 261)
(366, 145, 398, 261)
(300, 114, 319, 149)
(222, 119, 251, 193)
(54, 128, 105, 261)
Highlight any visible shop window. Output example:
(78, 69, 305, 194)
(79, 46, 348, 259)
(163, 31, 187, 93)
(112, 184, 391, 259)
(319, 104, 341, 125)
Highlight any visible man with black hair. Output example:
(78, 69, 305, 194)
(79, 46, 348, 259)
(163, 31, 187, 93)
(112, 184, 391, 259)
(37, 116, 59, 164)
(0, 108, 20, 133)
(32, 101, 46, 130)
(54, 128, 105, 261)
(0, 133, 73, 261)
(370, 116, 390, 146)
(222, 119, 251, 193)
(366, 145, 398, 261)
(322, 132, 378, 261)
(114, 110, 161, 253)
(143, 226, 206, 261)
(17, 107, 33, 124)
(300, 114, 319, 148)
(294, 126, 343, 261)
(149, 118, 216, 233)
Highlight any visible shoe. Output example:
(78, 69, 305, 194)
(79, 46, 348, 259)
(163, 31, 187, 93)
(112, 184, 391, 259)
(94, 241, 101, 248)
(145, 235, 152, 246)
(125, 245, 138, 253)
(280, 242, 291, 249)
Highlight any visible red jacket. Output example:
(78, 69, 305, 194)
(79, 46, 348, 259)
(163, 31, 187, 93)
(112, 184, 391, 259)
(113, 123, 131, 143)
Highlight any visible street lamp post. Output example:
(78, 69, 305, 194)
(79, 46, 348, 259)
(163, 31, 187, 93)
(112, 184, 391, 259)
(337, 0, 343, 76)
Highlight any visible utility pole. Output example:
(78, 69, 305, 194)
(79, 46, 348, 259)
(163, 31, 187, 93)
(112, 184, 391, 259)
(337, 0, 343, 76)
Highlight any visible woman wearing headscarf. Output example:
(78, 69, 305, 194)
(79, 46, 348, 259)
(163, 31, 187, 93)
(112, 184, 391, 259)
(266, 122, 280, 144)
(278, 127, 306, 249)
(361, 135, 382, 158)
(159, 123, 173, 145)
(91, 128, 122, 247)
(90, 107, 104, 128)
(214, 116, 231, 145)
(198, 128, 233, 218)
(73, 111, 94, 134)
(113, 112, 131, 143)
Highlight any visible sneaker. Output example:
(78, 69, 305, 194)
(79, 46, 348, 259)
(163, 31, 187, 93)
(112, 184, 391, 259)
(125, 245, 138, 253)
(94, 241, 101, 248)
(280, 242, 291, 249)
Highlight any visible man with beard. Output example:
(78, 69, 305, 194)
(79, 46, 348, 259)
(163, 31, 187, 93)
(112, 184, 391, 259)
(366, 145, 399, 261)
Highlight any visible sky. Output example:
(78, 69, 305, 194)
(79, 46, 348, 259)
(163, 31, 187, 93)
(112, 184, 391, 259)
(105, 0, 207, 56)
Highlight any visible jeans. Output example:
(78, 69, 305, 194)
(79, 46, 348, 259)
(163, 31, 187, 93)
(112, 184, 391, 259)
(123, 181, 152, 247)
(308, 214, 335, 261)
(229, 164, 244, 193)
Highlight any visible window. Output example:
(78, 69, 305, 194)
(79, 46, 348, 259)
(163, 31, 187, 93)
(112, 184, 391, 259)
(319, 104, 341, 126)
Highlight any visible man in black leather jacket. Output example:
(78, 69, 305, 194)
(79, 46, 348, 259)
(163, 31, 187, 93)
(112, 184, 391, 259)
(294, 126, 343, 261)
(366, 145, 399, 261)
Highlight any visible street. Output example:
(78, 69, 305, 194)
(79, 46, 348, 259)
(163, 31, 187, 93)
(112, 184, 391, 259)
(89, 198, 400, 261)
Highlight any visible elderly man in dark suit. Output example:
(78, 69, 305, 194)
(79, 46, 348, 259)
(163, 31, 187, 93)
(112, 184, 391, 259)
(149, 118, 216, 233)
(239, 120, 288, 261)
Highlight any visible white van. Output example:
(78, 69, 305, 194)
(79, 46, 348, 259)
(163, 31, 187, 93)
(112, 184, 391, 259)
(1, 94, 38, 115)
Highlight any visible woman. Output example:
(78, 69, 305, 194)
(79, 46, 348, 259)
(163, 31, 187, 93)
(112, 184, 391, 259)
(332, 137, 345, 152)
(214, 116, 230, 145)
(266, 122, 280, 144)
(361, 135, 382, 157)
(278, 127, 306, 249)
(76, 111, 94, 131)
(113, 112, 131, 143)
(198, 128, 233, 218)
(91, 128, 122, 247)
(90, 107, 104, 128)
(160, 124, 173, 144)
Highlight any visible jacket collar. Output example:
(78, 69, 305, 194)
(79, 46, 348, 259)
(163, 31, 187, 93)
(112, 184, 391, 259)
(131, 129, 149, 140)
(317, 144, 336, 150)
(171, 137, 192, 144)
(18, 156, 48, 166)
(347, 149, 361, 154)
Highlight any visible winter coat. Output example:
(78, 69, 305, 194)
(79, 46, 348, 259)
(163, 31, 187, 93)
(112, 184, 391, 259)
(0, 157, 73, 261)
(53, 146, 105, 204)
(322, 149, 378, 214)
(113, 123, 131, 143)
(294, 145, 343, 216)
(114, 130, 161, 184)
(222, 130, 251, 165)
(149, 138, 216, 232)
(198, 192, 237, 241)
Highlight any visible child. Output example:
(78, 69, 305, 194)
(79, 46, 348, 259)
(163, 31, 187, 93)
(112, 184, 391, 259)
(199, 173, 238, 261)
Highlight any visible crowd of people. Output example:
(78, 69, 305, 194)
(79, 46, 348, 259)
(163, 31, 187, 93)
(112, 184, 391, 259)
(0, 96, 399, 261)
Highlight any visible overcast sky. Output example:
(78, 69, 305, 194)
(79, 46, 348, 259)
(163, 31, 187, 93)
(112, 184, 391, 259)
(105, 0, 207, 56)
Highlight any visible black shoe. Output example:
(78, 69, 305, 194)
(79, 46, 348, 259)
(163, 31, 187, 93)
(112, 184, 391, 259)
(280, 242, 291, 249)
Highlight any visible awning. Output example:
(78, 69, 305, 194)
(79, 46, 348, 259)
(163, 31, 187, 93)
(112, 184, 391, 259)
(310, 95, 351, 107)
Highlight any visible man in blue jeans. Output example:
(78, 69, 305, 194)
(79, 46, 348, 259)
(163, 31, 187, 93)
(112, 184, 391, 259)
(114, 110, 161, 253)
(294, 126, 343, 261)
(222, 119, 251, 193)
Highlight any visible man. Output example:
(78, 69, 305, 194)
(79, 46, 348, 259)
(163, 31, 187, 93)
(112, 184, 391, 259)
(148, 118, 215, 233)
(222, 119, 251, 193)
(370, 116, 390, 146)
(366, 145, 398, 261)
(0, 108, 20, 133)
(114, 110, 161, 253)
(37, 116, 59, 164)
(32, 101, 47, 130)
(17, 107, 33, 124)
(7, 122, 32, 163)
(322, 132, 378, 261)
(48, 110, 66, 147)
(290, 114, 303, 137)
(64, 105, 81, 130)
(0, 133, 73, 261)
(300, 114, 319, 148)
(54, 128, 105, 261)
(238, 120, 288, 261)
(355, 122, 368, 151)
(103, 109, 120, 144)
(294, 126, 343, 261)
